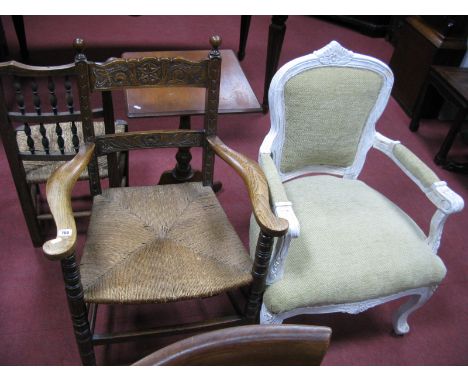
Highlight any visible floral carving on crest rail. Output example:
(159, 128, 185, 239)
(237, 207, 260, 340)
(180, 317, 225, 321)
(90, 57, 209, 90)
(314, 40, 354, 65)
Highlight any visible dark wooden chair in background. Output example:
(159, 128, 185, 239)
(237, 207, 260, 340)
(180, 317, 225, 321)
(0, 50, 128, 247)
(410, 65, 468, 173)
(133, 324, 331, 366)
(42, 36, 288, 365)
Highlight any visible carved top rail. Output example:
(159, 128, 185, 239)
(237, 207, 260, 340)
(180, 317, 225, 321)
(0, 61, 77, 77)
(88, 57, 210, 91)
(95, 129, 205, 155)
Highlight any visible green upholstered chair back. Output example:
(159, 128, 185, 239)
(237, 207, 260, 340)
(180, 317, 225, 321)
(261, 41, 394, 180)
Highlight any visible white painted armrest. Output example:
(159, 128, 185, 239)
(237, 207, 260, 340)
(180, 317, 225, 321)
(373, 132, 464, 252)
(258, 153, 301, 284)
(266, 203, 301, 285)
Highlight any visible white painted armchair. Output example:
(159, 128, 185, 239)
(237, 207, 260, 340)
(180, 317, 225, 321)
(250, 41, 464, 335)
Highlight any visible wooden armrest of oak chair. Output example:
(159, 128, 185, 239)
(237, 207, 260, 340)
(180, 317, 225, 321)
(42, 143, 95, 260)
(207, 136, 288, 237)
(43, 137, 287, 261)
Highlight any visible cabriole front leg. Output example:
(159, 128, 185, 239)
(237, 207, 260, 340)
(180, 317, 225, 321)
(392, 287, 435, 335)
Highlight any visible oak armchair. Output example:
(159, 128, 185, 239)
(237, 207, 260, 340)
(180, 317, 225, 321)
(250, 41, 464, 334)
(0, 52, 128, 247)
(43, 36, 288, 365)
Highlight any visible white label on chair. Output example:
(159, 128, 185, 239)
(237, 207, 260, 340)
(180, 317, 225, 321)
(58, 229, 73, 237)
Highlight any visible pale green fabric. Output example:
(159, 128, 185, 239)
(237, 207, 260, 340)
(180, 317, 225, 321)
(259, 153, 289, 205)
(251, 175, 446, 314)
(280, 67, 383, 173)
(393, 144, 440, 188)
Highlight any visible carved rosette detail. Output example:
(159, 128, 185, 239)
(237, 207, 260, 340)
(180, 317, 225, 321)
(91, 58, 208, 89)
(136, 61, 162, 83)
(314, 41, 354, 65)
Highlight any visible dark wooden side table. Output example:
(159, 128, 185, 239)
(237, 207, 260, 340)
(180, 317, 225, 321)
(123, 49, 262, 188)
(410, 65, 468, 173)
(237, 15, 288, 113)
(390, 16, 467, 118)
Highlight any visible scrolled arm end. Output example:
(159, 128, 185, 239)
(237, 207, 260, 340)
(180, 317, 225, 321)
(429, 181, 464, 214)
(42, 143, 96, 260)
(43, 235, 76, 260)
(274, 203, 300, 238)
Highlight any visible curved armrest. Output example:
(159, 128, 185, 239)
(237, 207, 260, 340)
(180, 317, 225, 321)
(42, 143, 96, 260)
(207, 136, 288, 237)
(373, 132, 464, 253)
(373, 132, 464, 213)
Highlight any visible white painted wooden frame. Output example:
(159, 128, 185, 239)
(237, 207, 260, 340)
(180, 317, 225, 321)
(258, 41, 464, 334)
(373, 132, 464, 254)
(260, 286, 437, 335)
(260, 40, 394, 181)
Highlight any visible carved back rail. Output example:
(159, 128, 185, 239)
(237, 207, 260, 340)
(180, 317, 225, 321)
(88, 57, 210, 90)
(77, 36, 222, 194)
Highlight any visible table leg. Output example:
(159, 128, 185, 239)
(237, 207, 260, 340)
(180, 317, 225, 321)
(237, 15, 251, 61)
(434, 108, 467, 165)
(0, 18, 9, 59)
(12, 16, 28, 63)
(409, 76, 431, 132)
(262, 15, 288, 113)
(159, 115, 195, 184)
(158, 115, 222, 192)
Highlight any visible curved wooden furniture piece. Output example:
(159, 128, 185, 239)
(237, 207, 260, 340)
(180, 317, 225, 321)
(134, 324, 331, 366)
(208, 135, 288, 237)
(42, 143, 95, 260)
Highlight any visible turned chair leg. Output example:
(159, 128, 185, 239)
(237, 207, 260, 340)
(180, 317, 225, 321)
(392, 287, 434, 335)
(245, 231, 274, 323)
(434, 108, 467, 166)
(61, 254, 96, 365)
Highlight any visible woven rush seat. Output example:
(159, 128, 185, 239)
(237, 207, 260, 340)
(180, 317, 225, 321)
(16, 121, 126, 183)
(80, 182, 253, 304)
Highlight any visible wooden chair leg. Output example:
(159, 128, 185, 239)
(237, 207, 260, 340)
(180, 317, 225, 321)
(409, 77, 431, 132)
(434, 108, 467, 165)
(245, 231, 275, 322)
(17, 182, 43, 247)
(392, 287, 435, 335)
(61, 254, 96, 365)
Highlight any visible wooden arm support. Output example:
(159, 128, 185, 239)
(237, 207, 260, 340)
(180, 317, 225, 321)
(207, 136, 289, 237)
(42, 143, 96, 260)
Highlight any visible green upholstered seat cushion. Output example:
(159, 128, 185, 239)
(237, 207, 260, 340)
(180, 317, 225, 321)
(256, 175, 446, 314)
